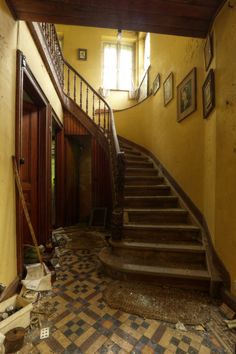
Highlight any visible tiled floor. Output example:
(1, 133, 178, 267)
(19, 244, 235, 353)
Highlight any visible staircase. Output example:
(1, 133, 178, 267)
(99, 139, 222, 295)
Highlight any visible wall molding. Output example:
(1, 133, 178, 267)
(119, 135, 236, 307)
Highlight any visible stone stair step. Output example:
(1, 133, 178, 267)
(124, 185, 171, 196)
(109, 240, 207, 269)
(126, 160, 153, 168)
(124, 195, 178, 208)
(99, 248, 211, 291)
(125, 168, 158, 176)
(122, 150, 141, 157)
(124, 154, 149, 162)
(124, 208, 189, 224)
(123, 223, 201, 243)
(125, 176, 164, 185)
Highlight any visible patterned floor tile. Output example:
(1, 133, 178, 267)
(18, 231, 235, 354)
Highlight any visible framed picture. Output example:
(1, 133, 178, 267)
(177, 67, 197, 122)
(78, 48, 87, 61)
(202, 69, 215, 118)
(153, 74, 161, 96)
(163, 72, 173, 106)
(204, 33, 213, 71)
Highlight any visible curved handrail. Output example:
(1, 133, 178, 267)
(38, 22, 124, 236)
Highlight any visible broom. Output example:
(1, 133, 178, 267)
(12, 156, 44, 267)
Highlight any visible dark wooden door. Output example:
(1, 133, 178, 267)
(20, 101, 39, 245)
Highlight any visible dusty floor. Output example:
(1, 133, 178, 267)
(17, 228, 236, 353)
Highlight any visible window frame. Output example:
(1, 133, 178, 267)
(102, 41, 135, 91)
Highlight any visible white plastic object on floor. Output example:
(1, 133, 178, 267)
(40, 327, 50, 339)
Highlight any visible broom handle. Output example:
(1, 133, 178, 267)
(12, 156, 43, 266)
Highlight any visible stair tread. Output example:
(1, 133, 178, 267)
(125, 196, 177, 199)
(100, 249, 210, 280)
(110, 240, 205, 252)
(125, 185, 169, 189)
(124, 223, 200, 230)
(124, 208, 187, 213)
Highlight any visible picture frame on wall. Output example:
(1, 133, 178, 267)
(202, 69, 215, 119)
(78, 48, 87, 61)
(204, 33, 213, 71)
(177, 67, 197, 122)
(153, 73, 161, 96)
(163, 72, 173, 106)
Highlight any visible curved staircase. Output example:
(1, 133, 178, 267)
(99, 139, 222, 295)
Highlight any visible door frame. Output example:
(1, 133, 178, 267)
(15, 50, 52, 275)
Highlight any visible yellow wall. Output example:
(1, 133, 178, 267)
(115, 2, 236, 293)
(56, 24, 138, 110)
(0, 0, 63, 285)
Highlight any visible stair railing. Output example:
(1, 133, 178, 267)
(39, 22, 125, 239)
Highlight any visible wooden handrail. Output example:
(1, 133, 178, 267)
(38, 22, 124, 238)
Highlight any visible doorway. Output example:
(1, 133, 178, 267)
(15, 51, 52, 274)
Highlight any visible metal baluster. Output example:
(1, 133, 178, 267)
(67, 67, 70, 97)
(107, 110, 110, 133)
(92, 94, 95, 121)
(98, 100, 101, 127)
(103, 103, 106, 131)
(80, 80, 82, 108)
(86, 86, 89, 114)
(74, 73, 76, 102)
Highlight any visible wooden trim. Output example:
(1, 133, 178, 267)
(15, 50, 52, 273)
(118, 135, 231, 290)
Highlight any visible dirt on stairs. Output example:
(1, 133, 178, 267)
(99, 138, 222, 296)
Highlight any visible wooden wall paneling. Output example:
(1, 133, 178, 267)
(91, 137, 112, 212)
(55, 128, 65, 227)
(64, 136, 80, 226)
(64, 110, 89, 136)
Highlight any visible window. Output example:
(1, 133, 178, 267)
(103, 43, 134, 90)
(144, 33, 150, 70)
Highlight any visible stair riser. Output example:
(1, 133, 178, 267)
(125, 177, 164, 185)
(124, 187, 171, 196)
(126, 169, 158, 176)
(111, 247, 206, 269)
(127, 212, 189, 224)
(124, 198, 178, 208)
(123, 228, 201, 243)
(126, 162, 153, 168)
(102, 265, 210, 292)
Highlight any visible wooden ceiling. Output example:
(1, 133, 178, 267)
(6, 0, 226, 38)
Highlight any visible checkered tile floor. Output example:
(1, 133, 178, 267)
(19, 247, 234, 353)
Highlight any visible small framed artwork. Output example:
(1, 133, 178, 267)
(177, 67, 197, 122)
(202, 69, 215, 119)
(78, 48, 87, 61)
(204, 33, 213, 71)
(153, 73, 161, 96)
(163, 72, 174, 106)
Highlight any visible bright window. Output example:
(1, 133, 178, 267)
(103, 43, 134, 90)
(144, 33, 150, 70)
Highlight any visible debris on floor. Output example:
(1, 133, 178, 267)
(224, 319, 236, 329)
(103, 280, 217, 325)
(175, 321, 187, 331)
(220, 302, 236, 320)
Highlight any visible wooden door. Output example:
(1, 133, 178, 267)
(20, 101, 39, 245)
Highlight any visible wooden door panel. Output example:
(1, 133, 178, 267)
(21, 102, 39, 245)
